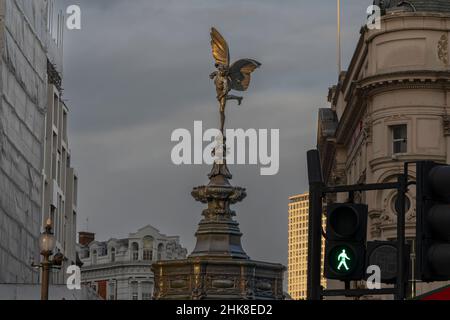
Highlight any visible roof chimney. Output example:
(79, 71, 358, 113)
(78, 231, 95, 246)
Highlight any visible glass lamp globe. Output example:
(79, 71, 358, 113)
(39, 219, 56, 255)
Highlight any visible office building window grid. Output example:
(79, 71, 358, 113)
(288, 193, 326, 300)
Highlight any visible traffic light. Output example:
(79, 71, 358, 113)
(366, 241, 410, 284)
(416, 161, 450, 281)
(324, 203, 368, 280)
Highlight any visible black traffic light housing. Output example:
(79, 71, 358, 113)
(416, 161, 450, 282)
(324, 203, 368, 281)
(365, 241, 411, 284)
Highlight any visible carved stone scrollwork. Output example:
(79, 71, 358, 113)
(202, 208, 236, 219)
(406, 202, 416, 222)
(331, 168, 346, 186)
(357, 169, 367, 185)
(443, 115, 450, 136)
(368, 210, 382, 239)
(362, 116, 373, 142)
(379, 209, 395, 225)
(384, 114, 409, 122)
(191, 184, 247, 205)
(438, 34, 449, 66)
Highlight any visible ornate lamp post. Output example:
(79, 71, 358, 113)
(33, 218, 64, 300)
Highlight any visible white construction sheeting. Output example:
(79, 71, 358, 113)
(0, 0, 57, 284)
(0, 284, 102, 300)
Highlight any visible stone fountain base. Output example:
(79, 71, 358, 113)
(152, 163, 286, 300)
(153, 258, 285, 300)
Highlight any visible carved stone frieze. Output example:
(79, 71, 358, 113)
(443, 115, 450, 136)
(438, 34, 449, 66)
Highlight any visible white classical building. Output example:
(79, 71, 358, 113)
(77, 225, 187, 300)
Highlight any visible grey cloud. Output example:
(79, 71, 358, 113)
(62, 0, 372, 265)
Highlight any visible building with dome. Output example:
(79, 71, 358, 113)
(317, 0, 450, 298)
(375, 0, 450, 14)
(76, 225, 187, 300)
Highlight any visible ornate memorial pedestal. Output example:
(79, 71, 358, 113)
(152, 163, 286, 300)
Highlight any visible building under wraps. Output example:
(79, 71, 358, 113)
(0, 0, 78, 285)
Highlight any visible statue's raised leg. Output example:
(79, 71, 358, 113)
(226, 95, 243, 106)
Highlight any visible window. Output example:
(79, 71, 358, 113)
(157, 243, 164, 261)
(56, 155, 61, 184)
(92, 250, 97, 264)
(63, 110, 68, 141)
(53, 93, 58, 127)
(108, 280, 116, 300)
(143, 236, 153, 261)
(73, 175, 78, 206)
(111, 247, 116, 262)
(131, 243, 139, 261)
(141, 282, 152, 300)
(392, 194, 411, 214)
(131, 281, 138, 300)
(391, 125, 407, 154)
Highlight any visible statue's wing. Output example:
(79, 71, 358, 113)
(211, 27, 230, 67)
(229, 59, 261, 91)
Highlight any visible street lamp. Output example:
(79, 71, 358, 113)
(33, 218, 63, 300)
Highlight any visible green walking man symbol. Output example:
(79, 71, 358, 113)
(337, 249, 351, 271)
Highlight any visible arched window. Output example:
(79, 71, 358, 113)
(131, 243, 139, 261)
(143, 236, 153, 261)
(165, 243, 172, 260)
(157, 243, 164, 261)
(92, 250, 97, 264)
(111, 247, 116, 262)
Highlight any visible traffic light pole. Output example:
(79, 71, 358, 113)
(395, 163, 409, 301)
(307, 150, 324, 301)
(306, 149, 410, 300)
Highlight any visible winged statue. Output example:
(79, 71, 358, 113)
(209, 27, 261, 133)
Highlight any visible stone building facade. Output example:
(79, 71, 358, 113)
(43, 69, 79, 285)
(317, 0, 450, 297)
(77, 225, 187, 300)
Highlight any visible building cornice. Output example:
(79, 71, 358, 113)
(367, 12, 450, 45)
(369, 154, 447, 170)
(336, 71, 450, 146)
(359, 70, 450, 90)
(81, 261, 153, 272)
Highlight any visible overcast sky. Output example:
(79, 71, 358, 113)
(61, 0, 371, 266)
